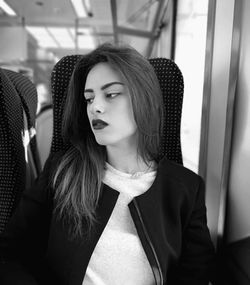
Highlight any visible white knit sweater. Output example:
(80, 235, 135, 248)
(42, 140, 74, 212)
(82, 162, 157, 285)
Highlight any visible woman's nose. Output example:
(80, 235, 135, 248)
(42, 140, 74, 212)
(90, 97, 105, 114)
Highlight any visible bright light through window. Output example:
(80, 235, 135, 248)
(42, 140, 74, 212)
(78, 35, 96, 49)
(26, 26, 96, 50)
(69, 28, 96, 49)
(0, 0, 16, 16)
(175, 0, 209, 173)
(26, 27, 58, 48)
(70, 0, 87, 18)
(47, 27, 75, 49)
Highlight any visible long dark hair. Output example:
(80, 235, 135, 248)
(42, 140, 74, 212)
(53, 43, 164, 238)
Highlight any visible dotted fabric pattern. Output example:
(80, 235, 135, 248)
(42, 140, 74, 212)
(51, 55, 82, 154)
(150, 58, 183, 164)
(51, 56, 184, 164)
(0, 69, 26, 233)
(4, 69, 40, 173)
(4, 69, 37, 130)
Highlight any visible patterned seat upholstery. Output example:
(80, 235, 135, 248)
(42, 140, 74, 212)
(4, 69, 41, 174)
(51, 55, 184, 164)
(0, 68, 38, 233)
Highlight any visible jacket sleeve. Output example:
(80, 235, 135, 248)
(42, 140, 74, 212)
(174, 176, 216, 285)
(0, 153, 59, 285)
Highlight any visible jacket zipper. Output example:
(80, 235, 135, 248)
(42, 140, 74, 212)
(132, 199, 164, 285)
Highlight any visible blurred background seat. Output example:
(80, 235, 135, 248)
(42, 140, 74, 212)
(0, 68, 38, 233)
(4, 69, 41, 176)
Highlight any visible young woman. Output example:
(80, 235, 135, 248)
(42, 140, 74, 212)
(0, 43, 215, 285)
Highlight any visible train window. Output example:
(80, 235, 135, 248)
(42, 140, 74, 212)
(116, 0, 159, 32)
(175, 0, 209, 173)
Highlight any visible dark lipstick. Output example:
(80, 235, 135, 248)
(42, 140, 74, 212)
(92, 119, 108, 130)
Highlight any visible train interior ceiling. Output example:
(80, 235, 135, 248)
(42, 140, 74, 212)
(1, 0, 250, 284)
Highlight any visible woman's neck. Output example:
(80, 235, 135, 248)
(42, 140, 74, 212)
(106, 146, 155, 175)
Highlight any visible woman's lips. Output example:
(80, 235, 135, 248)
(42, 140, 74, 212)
(92, 119, 108, 130)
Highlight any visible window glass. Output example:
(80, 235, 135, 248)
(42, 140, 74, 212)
(116, 0, 159, 31)
(175, 0, 209, 172)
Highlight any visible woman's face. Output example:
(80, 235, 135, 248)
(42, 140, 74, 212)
(84, 62, 138, 149)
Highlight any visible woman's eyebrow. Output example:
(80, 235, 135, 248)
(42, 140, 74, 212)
(101, 82, 124, 90)
(84, 82, 124, 93)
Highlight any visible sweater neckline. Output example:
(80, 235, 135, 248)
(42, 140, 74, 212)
(105, 162, 157, 179)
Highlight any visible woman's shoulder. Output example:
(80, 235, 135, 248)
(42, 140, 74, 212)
(158, 157, 204, 190)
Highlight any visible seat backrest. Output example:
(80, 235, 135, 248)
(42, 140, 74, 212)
(4, 69, 41, 174)
(0, 69, 26, 233)
(0, 68, 38, 233)
(50, 55, 184, 164)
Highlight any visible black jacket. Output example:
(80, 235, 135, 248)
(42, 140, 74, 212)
(0, 153, 215, 285)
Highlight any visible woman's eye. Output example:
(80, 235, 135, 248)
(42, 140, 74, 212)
(85, 98, 94, 104)
(106, 92, 120, 99)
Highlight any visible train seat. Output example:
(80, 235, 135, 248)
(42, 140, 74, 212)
(50, 55, 184, 164)
(4, 70, 41, 176)
(0, 68, 39, 233)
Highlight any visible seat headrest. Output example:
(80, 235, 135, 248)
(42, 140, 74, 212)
(4, 69, 40, 173)
(4, 69, 37, 130)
